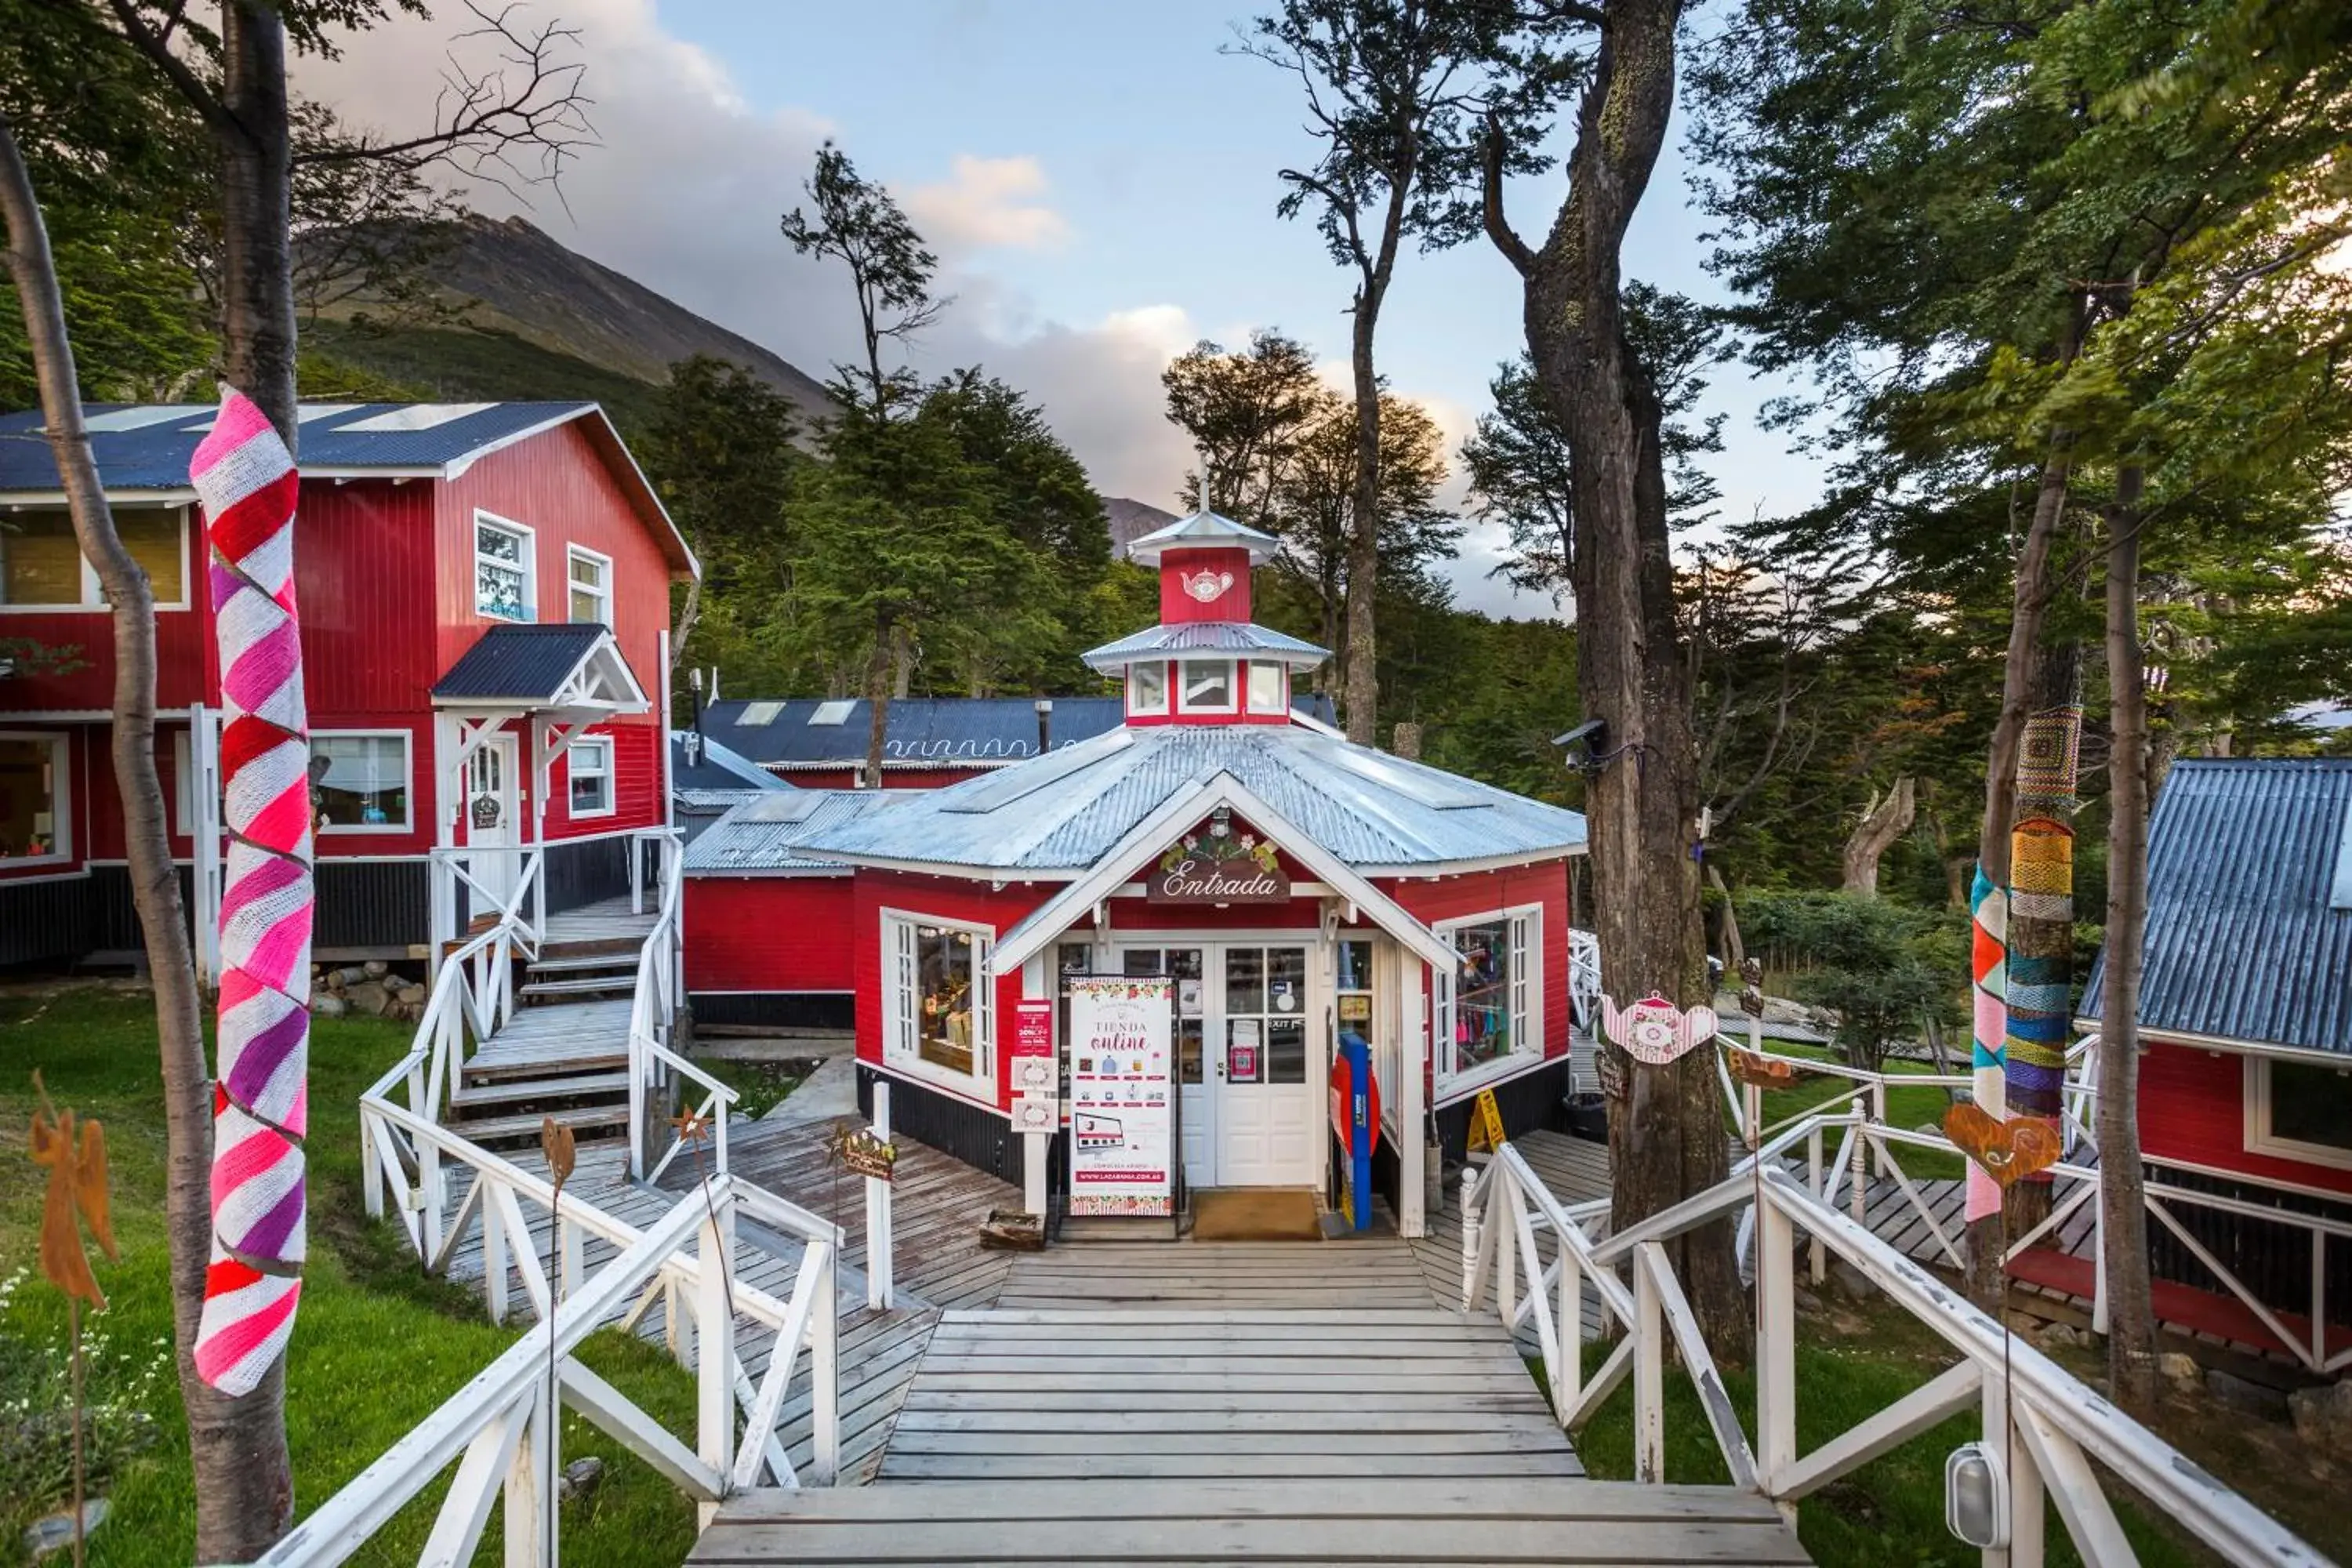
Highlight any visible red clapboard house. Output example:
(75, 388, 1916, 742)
(2061, 758, 2352, 1371)
(681, 510, 1590, 1236)
(0, 401, 695, 974)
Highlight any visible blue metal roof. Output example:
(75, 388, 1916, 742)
(684, 790, 906, 874)
(697, 694, 1340, 771)
(432, 623, 608, 702)
(2081, 759, 2352, 1056)
(791, 722, 1587, 873)
(0, 402, 600, 491)
(1081, 621, 1330, 673)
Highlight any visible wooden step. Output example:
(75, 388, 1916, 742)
(526, 950, 643, 975)
(448, 1104, 630, 1144)
(463, 1047, 630, 1083)
(521, 974, 637, 999)
(449, 1071, 630, 1111)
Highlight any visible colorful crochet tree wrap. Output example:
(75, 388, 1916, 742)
(1966, 866, 2007, 1222)
(2004, 703, 2083, 1162)
(191, 390, 313, 1397)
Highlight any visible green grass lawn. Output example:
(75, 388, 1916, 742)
(1, 987, 699, 1566)
(1739, 1038, 1969, 1181)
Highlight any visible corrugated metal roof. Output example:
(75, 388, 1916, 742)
(432, 623, 607, 701)
(2082, 758, 2352, 1055)
(792, 723, 1586, 873)
(1081, 621, 1330, 671)
(1126, 508, 1282, 565)
(684, 789, 906, 873)
(0, 401, 594, 489)
(670, 730, 793, 793)
(697, 695, 1340, 769)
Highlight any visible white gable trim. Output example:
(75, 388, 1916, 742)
(990, 769, 1456, 975)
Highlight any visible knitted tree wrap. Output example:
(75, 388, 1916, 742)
(191, 390, 312, 1396)
(1966, 867, 2008, 1223)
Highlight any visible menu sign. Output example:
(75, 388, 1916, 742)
(1065, 976, 1176, 1217)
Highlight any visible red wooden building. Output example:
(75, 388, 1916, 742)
(0, 401, 695, 972)
(683, 510, 1589, 1234)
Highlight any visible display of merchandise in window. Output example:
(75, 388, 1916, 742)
(914, 925, 979, 1075)
(308, 735, 408, 829)
(0, 738, 62, 858)
(475, 520, 530, 620)
(1453, 919, 1514, 1069)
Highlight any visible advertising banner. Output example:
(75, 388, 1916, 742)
(1065, 976, 1176, 1217)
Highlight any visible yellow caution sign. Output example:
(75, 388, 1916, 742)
(1466, 1087, 1507, 1153)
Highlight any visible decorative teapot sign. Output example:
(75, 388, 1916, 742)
(1599, 993, 1721, 1066)
(1149, 816, 1289, 904)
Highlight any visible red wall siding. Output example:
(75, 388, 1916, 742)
(851, 870, 1051, 1112)
(0, 505, 208, 714)
(1158, 547, 1255, 624)
(1388, 858, 1576, 1096)
(436, 423, 674, 839)
(684, 875, 856, 993)
(2141, 1039, 2352, 1196)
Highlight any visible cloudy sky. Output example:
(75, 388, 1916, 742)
(302, 0, 1820, 616)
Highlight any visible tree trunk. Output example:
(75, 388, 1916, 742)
(670, 569, 704, 679)
(2002, 641, 2083, 1239)
(1507, 0, 1740, 1347)
(1965, 424, 2074, 1303)
(1840, 777, 1915, 896)
(1343, 304, 1381, 744)
(219, 2, 298, 437)
(861, 611, 894, 789)
(2100, 467, 2158, 1412)
(1706, 863, 1743, 973)
(2, 114, 295, 1563)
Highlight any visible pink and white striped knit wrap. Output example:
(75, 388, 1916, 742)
(191, 390, 314, 1397)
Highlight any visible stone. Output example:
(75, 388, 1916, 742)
(1792, 1287, 1824, 1316)
(24, 1499, 107, 1561)
(2158, 1352, 2200, 1384)
(311, 993, 347, 1017)
(2205, 1368, 2291, 1422)
(2038, 1323, 2085, 1351)
(362, 959, 389, 977)
(2289, 1381, 2352, 1458)
(1829, 1259, 1878, 1302)
(558, 1456, 604, 1502)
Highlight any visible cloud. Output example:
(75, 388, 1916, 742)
(905, 155, 1073, 252)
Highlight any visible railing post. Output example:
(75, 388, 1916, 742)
(1633, 1246, 1664, 1483)
(697, 1191, 735, 1528)
(1870, 1080, 1889, 1176)
(559, 1217, 582, 1305)
(1806, 1126, 1826, 1285)
(1849, 1116, 1868, 1227)
(1756, 1192, 1798, 1521)
(2092, 1194, 2109, 1337)
(867, 1082, 895, 1310)
(2312, 1236, 2327, 1371)
(1554, 1221, 1581, 1422)
(1460, 1166, 1483, 1312)
(628, 1025, 646, 1182)
(1496, 1167, 1521, 1329)
(484, 1189, 510, 1325)
(361, 1107, 383, 1221)
(813, 1240, 840, 1486)
(503, 1392, 554, 1568)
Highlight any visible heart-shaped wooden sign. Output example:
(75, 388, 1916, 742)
(1942, 1103, 2062, 1187)
(1727, 1048, 1797, 1089)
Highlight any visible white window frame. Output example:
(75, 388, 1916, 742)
(1127, 661, 1169, 717)
(308, 729, 414, 835)
(1434, 902, 1544, 1098)
(473, 510, 537, 622)
(2244, 1055, 2352, 1171)
(882, 907, 997, 1105)
(1245, 660, 1287, 716)
(0, 505, 190, 614)
(567, 734, 615, 819)
(565, 544, 613, 628)
(0, 730, 72, 866)
(1176, 657, 1238, 716)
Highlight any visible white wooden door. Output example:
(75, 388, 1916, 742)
(1214, 943, 1316, 1187)
(1116, 945, 1210, 1192)
(463, 734, 521, 914)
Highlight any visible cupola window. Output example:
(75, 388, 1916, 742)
(1178, 659, 1236, 714)
(1246, 662, 1287, 716)
(1128, 661, 1168, 715)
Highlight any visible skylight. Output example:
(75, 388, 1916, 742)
(1322, 743, 1489, 809)
(808, 700, 857, 726)
(944, 729, 1131, 815)
(336, 403, 495, 433)
(738, 701, 786, 726)
(740, 792, 822, 824)
(82, 406, 209, 433)
(296, 404, 365, 424)
(2332, 803, 2352, 911)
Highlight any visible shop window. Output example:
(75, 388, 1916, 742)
(568, 735, 614, 817)
(1178, 659, 1235, 714)
(474, 513, 535, 621)
(1246, 661, 1287, 715)
(2, 507, 185, 608)
(310, 732, 409, 832)
(2248, 1057, 2352, 1169)
(1127, 661, 1168, 716)
(0, 734, 68, 863)
(567, 545, 612, 626)
(1123, 946, 1207, 1087)
(1438, 906, 1541, 1092)
(886, 912, 995, 1092)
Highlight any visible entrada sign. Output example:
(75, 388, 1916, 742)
(1149, 827, 1290, 904)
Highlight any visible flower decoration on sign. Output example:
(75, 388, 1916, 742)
(1726, 1047, 1798, 1089)
(1599, 993, 1720, 1066)
(1942, 1103, 2063, 1188)
(1180, 568, 1233, 603)
(1160, 831, 1280, 876)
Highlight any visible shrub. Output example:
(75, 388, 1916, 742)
(1739, 891, 1965, 1075)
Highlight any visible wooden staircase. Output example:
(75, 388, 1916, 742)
(445, 900, 654, 1151)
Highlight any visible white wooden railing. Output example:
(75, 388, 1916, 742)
(1719, 1033, 2352, 1374)
(1461, 1130, 2328, 1568)
(1568, 927, 1601, 1033)
(258, 1145, 842, 1567)
(628, 841, 739, 1181)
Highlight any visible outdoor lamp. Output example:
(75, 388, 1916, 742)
(1945, 1441, 2010, 1549)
